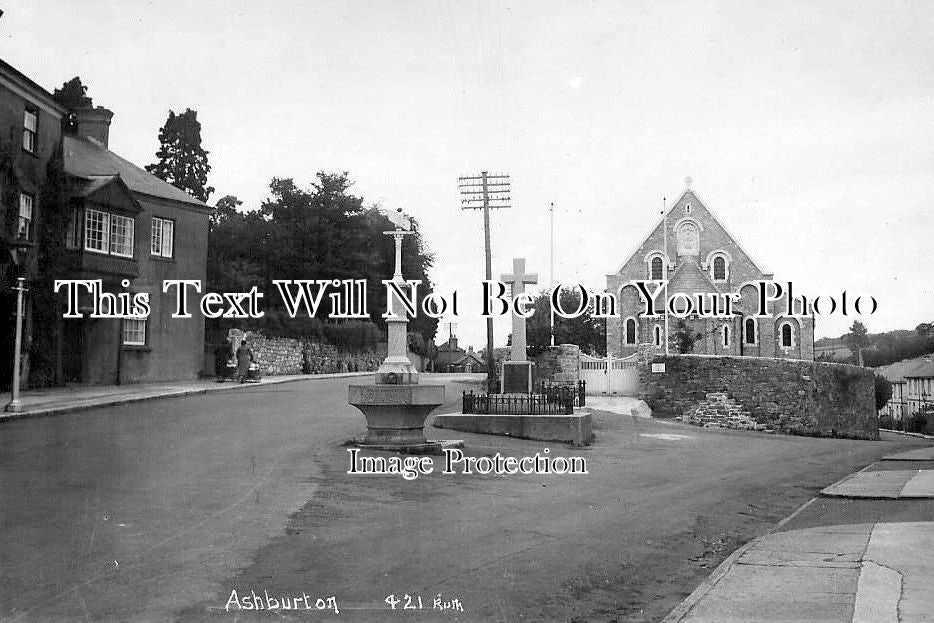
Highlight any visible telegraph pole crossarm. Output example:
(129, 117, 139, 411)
(459, 170, 511, 392)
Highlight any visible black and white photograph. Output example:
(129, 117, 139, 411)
(2, 2, 934, 621)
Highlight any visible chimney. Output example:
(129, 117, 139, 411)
(450, 336, 458, 350)
(73, 106, 114, 148)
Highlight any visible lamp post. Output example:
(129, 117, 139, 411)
(5, 276, 27, 413)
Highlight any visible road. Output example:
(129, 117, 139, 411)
(0, 374, 928, 622)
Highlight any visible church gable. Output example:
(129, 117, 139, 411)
(611, 187, 770, 291)
(666, 259, 719, 296)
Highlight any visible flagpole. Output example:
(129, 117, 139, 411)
(663, 196, 669, 356)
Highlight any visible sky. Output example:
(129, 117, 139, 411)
(3, 1, 933, 349)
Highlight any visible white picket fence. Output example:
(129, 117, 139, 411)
(580, 353, 640, 395)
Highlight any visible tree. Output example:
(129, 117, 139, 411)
(843, 321, 870, 366)
(146, 109, 214, 202)
(671, 319, 703, 354)
(874, 374, 893, 412)
(204, 172, 438, 347)
(52, 77, 93, 134)
(211, 194, 241, 231)
(525, 288, 606, 356)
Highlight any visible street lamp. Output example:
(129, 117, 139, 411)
(5, 247, 29, 413)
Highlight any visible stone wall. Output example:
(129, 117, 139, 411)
(639, 354, 878, 439)
(207, 335, 382, 377)
(249, 336, 305, 376)
(533, 344, 581, 386)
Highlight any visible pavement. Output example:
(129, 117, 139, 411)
(0, 371, 371, 421)
(665, 445, 934, 623)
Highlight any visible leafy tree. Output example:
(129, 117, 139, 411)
(671, 319, 703, 354)
(525, 287, 606, 356)
(204, 172, 438, 348)
(52, 77, 91, 133)
(52, 77, 90, 108)
(146, 108, 214, 202)
(211, 194, 241, 231)
(874, 374, 893, 412)
(843, 321, 870, 366)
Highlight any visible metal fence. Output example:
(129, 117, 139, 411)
(462, 385, 585, 416)
(537, 380, 587, 408)
(880, 398, 934, 421)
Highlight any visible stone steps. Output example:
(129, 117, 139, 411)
(683, 392, 769, 432)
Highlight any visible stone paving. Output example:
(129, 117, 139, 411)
(822, 469, 934, 499)
(667, 441, 934, 622)
(0, 372, 370, 422)
(669, 522, 934, 623)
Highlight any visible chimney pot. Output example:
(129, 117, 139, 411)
(74, 106, 114, 148)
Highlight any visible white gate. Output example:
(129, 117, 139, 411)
(580, 353, 640, 395)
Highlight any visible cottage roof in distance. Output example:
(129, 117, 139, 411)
(63, 135, 208, 208)
(905, 359, 934, 379)
(876, 357, 934, 383)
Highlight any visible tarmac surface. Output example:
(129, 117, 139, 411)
(1, 377, 930, 622)
(666, 446, 934, 623)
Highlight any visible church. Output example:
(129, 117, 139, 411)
(606, 181, 814, 360)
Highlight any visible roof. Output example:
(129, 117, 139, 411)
(613, 187, 769, 277)
(876, 357, 933, 382)
(666, 258, 720, 296)
(0, 58, 68, 116)
(64, 135, 208, 208)
(905, 360, 934, 379)
(70, 174, 142, 212)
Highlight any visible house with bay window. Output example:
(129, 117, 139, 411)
(0, 58, 210, 387)
(60, 116, 210, 384)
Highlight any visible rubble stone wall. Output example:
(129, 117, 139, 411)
(639, 354, 878, 439)
(533, 344, 581, 386)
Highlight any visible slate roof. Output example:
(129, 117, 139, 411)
(666, 259, 719, 296)
(64, 135, 208, 208)
(876, 357, 933, 383)
(905, 360, 934, 379)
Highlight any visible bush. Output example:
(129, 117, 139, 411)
(874, 374, 893, 411)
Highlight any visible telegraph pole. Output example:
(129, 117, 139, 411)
(550, 202, 555, 347)
(458, 171, 510, 392)
(442, 321, 457, 343)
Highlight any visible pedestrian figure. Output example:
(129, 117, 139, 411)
(236, 339, 254, 383)
(214, 338, 234, 380)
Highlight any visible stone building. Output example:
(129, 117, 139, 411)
(606, 182, 814, 360)
(0, 59, 68, 390)
(0, 59, 210, 387)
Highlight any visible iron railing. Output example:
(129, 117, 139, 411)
(538, 380, 586, 408)
(462, 381, 586, 416)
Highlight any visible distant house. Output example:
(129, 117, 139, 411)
(433, 336, 484, 373)
(904, 359, 934, 415)
(0, 59, 210, 387)
(876, 356, 934, 420)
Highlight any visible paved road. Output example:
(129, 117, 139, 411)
(0, 376, 928, 622)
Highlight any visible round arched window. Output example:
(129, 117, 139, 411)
(713, 256, 727, 280)
(650, 256, 664, 280)
(625, 318, 637, 345)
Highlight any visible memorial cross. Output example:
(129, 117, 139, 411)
(501, 257, 538, 362)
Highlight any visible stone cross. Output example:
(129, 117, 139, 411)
(379, 210, 418, 384)
(502, 257, 538, 362)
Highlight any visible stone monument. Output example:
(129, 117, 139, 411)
(500, 257, 538, 394)
(347, 209, 449, 452)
